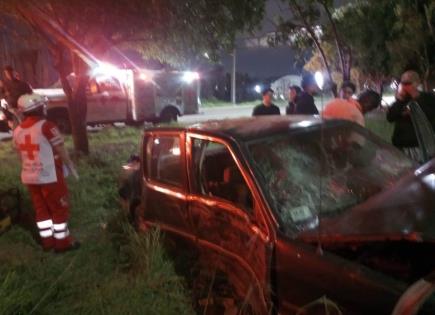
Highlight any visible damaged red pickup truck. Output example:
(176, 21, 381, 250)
(120, 116, 435, 314)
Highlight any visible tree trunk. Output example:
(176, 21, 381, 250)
(52, 46, 89, 155)
(322, 2, 351, 82)
(423, 70, 429, 92)
(69, 54, 89, 155)
(378, 80, 384, 99)
(16, 4, 90, 155)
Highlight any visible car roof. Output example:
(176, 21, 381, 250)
(146, 116, 349, 142)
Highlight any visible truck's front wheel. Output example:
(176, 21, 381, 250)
(159, 107, 178, 123)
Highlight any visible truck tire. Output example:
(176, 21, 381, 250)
(126, 119, 145, 127)
(159, 107, 178, 123)
(47, 109, 71, 134)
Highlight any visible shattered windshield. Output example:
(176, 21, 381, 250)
(248, 122, 415, 236)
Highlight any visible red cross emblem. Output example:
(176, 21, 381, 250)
(19, 134, 40, 160)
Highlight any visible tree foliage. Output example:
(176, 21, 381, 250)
(333, 1, 397, 91)
(273, 0, 352, 96)
(334, 0, 435, 91)
(275, 0, 435, 93)
(388, 0, 435, 90)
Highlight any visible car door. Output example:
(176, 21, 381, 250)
(186, 134, 272, 312)
(142, 131, 191, 238)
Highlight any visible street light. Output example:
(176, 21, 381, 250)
(315, 71, 324, 90)
(254, 84, 262, 94)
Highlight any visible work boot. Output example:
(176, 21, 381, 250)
(55, 240, 81, 253)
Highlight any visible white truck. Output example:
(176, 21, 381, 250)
(30, 68, 200, 133)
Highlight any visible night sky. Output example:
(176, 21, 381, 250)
(221, 46, 299, 79)
(221, 0, 299, 79)
(221, 0, 350, 79)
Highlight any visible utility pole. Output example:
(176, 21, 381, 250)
(231, 48, 236, 105)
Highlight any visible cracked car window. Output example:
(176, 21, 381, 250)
(248, 123, 415, 235)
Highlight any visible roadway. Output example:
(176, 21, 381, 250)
(0, 103, 276, 142)
(1, 102, 345, 141)
(179, 103, 287, 123)
(0, 131, 11, 142)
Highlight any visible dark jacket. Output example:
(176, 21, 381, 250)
(2, 79, 32, 108)
(286, 102, 297, 115)
(294, 92, 319, 115)
(387, 92, 435, 148)
(252, 103, 280, 116)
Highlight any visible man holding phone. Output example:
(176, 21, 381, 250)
(387, 70, 435, 151)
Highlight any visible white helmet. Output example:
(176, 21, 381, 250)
(17, 93, 47, 113)
(18, 93, 47, 113)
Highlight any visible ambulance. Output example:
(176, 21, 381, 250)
(24, 66, 200, 133)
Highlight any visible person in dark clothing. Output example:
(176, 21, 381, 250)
(386, 70, 435, 149)
(294, 74, 319, 115)
(252, 88, 280, 116)
(286, 85, 301, 115)
(339, 81, 356, 101)
(2, 66, 33, 109)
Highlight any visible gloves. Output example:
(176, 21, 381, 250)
(69, 165, 79, 180)
(63, 163, 79, 180)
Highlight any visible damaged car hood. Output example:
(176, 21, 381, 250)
(300, 160, 435, 242)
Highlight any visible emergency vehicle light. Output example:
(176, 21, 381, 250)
(315, 71, 324, 90)
(91, 62, 120, 77)
(90, 62, 130, 84)
(182, 71, 199, 84)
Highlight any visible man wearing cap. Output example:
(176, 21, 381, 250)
(252, 88, 281, 116)
(295, 74, 319, 115)
(13, 93, 80, 252)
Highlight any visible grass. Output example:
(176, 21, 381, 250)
(201, 98, 287, 108)
(0, 126, 194, 315)
(365, 110, 394, 143)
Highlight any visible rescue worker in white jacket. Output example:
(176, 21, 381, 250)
(13, 93, 79, 252)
